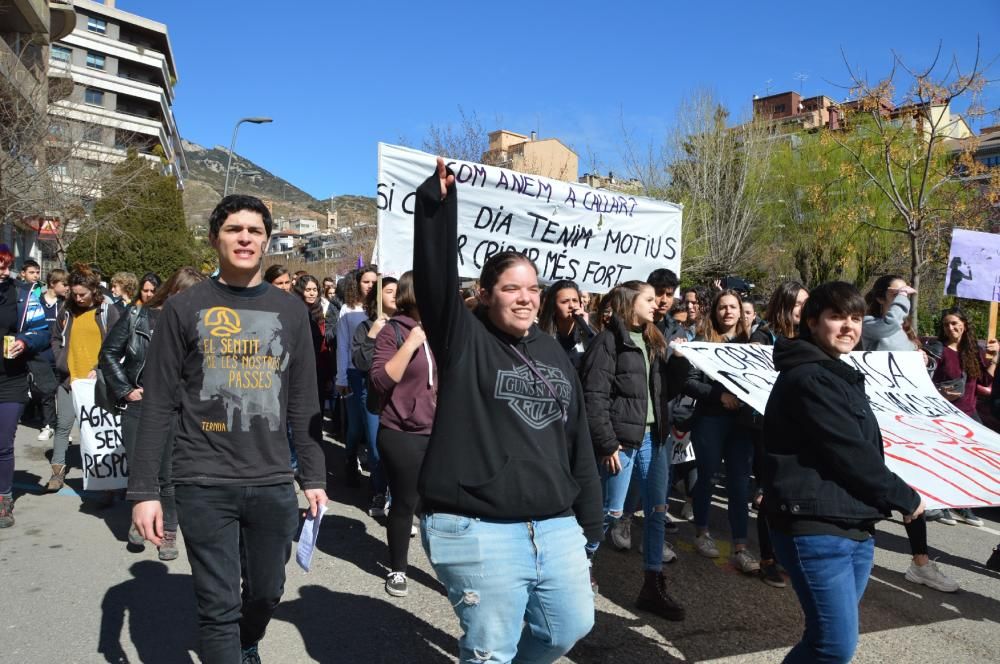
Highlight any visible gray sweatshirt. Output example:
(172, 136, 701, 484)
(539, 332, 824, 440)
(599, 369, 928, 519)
(862, 293, 914, 351)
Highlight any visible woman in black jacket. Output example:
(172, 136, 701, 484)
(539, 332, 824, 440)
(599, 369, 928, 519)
(580, 281, 684, 621)
(99, 267, 204, 559)
(763, 281, 923, 663)
(413, 158, 602, 664)
(539, 279, 596, 371)
(681, 288, 760, 574)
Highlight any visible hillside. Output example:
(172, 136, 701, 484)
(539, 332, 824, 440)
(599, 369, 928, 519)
(180, 139, 374, 232)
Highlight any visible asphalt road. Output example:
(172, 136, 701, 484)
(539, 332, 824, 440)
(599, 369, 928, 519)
(2, 422, 998, 663)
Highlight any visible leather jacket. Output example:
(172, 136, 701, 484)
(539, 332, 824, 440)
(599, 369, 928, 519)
(98, 305, 150, 403)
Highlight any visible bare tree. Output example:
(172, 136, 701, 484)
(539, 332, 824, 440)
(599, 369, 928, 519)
(421, 106, 490, 163)
(643, 89, 777, 280)
(833, 40, 1000, 328)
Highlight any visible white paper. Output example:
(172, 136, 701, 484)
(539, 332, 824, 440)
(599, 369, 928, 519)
(296, 503, 328, 572)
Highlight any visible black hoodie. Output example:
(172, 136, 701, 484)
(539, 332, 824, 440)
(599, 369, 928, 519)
(763, 337, 921, 539)
(413, 169, 603, 543)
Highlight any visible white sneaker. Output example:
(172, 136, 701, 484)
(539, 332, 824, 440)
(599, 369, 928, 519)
(37, 426, 53, 441)
(637, 538, 677, 564)
(694, 533, 719, 558)
(681, 502, 694, 522)
(904, 560, 959, 592)
(410, 524, 418, 537)
(609, 515, 632, 551)
(731, 549, 760, 574)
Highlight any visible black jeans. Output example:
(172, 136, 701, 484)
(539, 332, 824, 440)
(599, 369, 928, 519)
(175, 483, 299, 663)
(27, 358, 56, 428)
(121, 400, 178, 530)
(377, 427, 429, 572)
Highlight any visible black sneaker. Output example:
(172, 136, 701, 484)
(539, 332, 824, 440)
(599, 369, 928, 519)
(344, 458, 361, 488)
(385, 571, 408, 597)
(369, 494, 387, 517)
(987, 546, 1000, 572)
(759, 560, 786, 588)
(241, 643, 261, 664)
(664, 518, 679, 534)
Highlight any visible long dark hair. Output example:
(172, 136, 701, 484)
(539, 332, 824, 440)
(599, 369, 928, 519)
(293, 274, 324, 324)
(937, 307, 981, 380)
(143, 267, 205, 310)
(538, 279, 581, 335)
(865, 274, 919, 347)
(764, 280, 807, 340)
(363, 276, 398, 320)
(395, 271, 418, 318)
(604, 280, 667, 357)
(700, 289, 749, 342)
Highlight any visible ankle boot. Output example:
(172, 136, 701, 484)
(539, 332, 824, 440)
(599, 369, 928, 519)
(158, 529, 179, 561)
(0, 495, 14, 528)
(635, 570, 685, 621)
(46, 464, 67, 492)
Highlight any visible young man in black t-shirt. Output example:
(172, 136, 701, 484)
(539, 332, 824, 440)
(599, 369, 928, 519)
(130, 195, 328, 664)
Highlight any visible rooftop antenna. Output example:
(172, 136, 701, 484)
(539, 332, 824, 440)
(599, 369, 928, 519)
(764, 78, 773, 96)
(794, 72, 809, 96)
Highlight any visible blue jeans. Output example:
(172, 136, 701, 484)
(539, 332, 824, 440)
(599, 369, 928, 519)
(421, 514, 594, 664)
(175, 483, 299, 664)
(595, 431, 670, 571)
(344, 368, 368, 460)
(691, 414, 753, 544)
(771, 532, 875, 664)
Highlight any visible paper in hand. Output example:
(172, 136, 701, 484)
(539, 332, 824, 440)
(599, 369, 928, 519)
(296, 503, 328, 572)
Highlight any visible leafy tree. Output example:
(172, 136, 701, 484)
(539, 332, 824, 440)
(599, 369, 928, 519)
(67, 151, 197, 276)
(832, 42, 999, 328)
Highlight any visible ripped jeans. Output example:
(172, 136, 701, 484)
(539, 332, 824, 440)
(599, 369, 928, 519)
(593, 430, 670, 571)
(421, 514, 594, 664)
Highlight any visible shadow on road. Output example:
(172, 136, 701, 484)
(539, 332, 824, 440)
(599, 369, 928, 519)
(98, 560, 196, 663)
(272, 585, 454, 663)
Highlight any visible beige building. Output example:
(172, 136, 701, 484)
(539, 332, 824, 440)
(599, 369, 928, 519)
(482, 130, 578, 182)
(49, 0, 186, 187)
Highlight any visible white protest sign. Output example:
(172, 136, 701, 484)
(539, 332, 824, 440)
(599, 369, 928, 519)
(944, 228, 1000, 302)
(71, 379, 127, 491)
(675, 342, 1000, 510)
(375, 143, 682, 292)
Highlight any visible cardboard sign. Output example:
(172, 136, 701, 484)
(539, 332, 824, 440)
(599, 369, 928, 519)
(944, 228, 1000, 302)
(375, 143, 682, 292)
(71, 379, 127, 491)
(675, 342, 1000, 510)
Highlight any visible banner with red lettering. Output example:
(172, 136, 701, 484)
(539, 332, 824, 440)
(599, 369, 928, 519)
(375, 143, 683, 291)
(674, 342, 1000, 510)
(71, 379, 127, 491)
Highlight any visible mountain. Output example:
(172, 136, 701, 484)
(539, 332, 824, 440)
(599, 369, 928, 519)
(180, 139, 375, 233)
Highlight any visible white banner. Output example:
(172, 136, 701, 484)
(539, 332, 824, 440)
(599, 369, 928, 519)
(375, 143, 682, 292)
(675, 342, 1000, 510)
(71, 379, 127, 491)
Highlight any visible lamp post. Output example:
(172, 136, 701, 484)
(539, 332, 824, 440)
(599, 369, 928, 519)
(223, 116, 272, 197)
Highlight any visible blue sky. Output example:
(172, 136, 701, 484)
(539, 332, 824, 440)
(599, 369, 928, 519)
(119, 1, 1000, 200)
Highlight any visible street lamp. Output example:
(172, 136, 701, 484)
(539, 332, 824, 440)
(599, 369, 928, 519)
(223, 116, 272, 197)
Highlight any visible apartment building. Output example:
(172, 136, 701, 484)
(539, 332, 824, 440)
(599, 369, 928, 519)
(482, 130, 579, 182)
(49, 0, 186, 186)
(0, 0, 77, 264)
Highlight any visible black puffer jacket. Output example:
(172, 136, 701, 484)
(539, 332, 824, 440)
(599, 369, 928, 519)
(763, 337, 920, 530)
(98, 305, 150, 403)
(580, 316, 672, 457)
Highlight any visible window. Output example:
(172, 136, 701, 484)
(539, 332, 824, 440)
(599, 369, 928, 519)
(83, 124, 103, 143)
(87, 17, 107, 34)
(85, 51, 106, 70)
(84, 87, 104, 106)
(50, 45, 71, 63)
